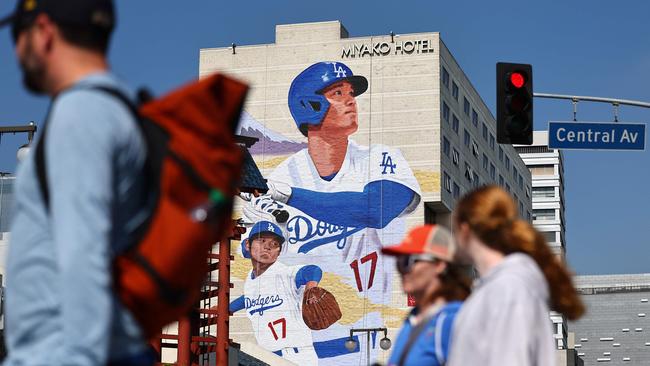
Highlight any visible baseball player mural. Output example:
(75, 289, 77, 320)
(229, 220, 342, 364)
(239, 61, 422, 365)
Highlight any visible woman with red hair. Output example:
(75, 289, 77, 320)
(448, 185, 584, 366)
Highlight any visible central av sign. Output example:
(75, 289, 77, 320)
(548, 121, 646, 151)
(341, 39, 434, 58)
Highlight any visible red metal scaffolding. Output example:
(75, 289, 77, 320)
(152, 223, 245, 366)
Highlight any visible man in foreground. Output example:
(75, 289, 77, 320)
(0, 1, 152, 365)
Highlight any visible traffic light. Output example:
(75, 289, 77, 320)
(497, 62, 533, 145)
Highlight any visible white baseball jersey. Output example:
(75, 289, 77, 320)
(268, 139, 421, 365)
(243, 261, 313, 351)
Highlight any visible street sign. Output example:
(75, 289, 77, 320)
(548, 121, 645, 151)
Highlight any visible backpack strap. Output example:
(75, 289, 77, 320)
(34, 86, 140, 212)
(397, 311, 439, 366)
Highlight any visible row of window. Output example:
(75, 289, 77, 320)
(529, 164, 555, 176)
(446, 68, 529, 195)
(444, 167, 532, 221)
(532, 186, 556, 199)
(443, 131, 529, 196)
(442, 91, 525, 197)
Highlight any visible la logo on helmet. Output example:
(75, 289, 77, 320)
(268, 223, 275, 232)
(333, 63, 347, 78)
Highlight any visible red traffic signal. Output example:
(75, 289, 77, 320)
(509, 72, 525, 89)
(497, 63, 533, 145)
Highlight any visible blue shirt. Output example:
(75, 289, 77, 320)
(387, 301, 462, 366)
(4, 73, 149, 366)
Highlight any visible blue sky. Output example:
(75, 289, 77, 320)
(0, 0, 648, 275)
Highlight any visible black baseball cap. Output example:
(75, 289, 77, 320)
(0, 0, 115, 42)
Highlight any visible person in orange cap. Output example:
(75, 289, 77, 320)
(382, 224, 472, 366)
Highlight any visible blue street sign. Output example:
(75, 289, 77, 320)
(548, 121, 646, 151)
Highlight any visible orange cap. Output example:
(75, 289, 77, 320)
(382, 224, 455, 262)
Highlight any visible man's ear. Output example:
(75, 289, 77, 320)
(32, 13, 57, 53)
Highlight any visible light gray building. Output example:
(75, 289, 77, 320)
(569, 274, 650, 365)
(516, 131, 568, 350)
(516, 131, 566, 258)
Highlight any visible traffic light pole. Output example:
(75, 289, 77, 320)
(534, 93, 650, 123)
(534, 93, 650, 108)
(0, 123, 37, 142)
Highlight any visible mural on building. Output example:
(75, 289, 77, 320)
(230, 61, 422, 365)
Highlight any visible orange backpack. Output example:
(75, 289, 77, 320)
(35, 74, 247, 337)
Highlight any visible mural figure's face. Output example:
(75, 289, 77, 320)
(247, 233, 282, 264)
(399, 256, 446, 303)
(318, 81, 358, 136)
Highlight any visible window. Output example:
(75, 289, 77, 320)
(471, 141, 479, 158)
(518, 174, 523, 189)
(472, 109, 478, 127)
(505, 183, 510, 193)
(490, 163, 496, 180)
(452, 115, 459, 134)
(443, 172, 452, 192)
(532, 186, 555, 198)
(453, 182, 460, 199)
(442, 102, 450, 123)
(529, 164, 554, 176)
(527, 211, 531, 221)
(489, 133, 495, 150)
(482, 123, 488, 141)
(442, 67, 450, 89)
(505, 156, 511, 170)
(499, 175, 504, 186)
(443, 137, 450, 157)
(519, 201, 524, 215)
(463, 97, 470, 116)
(533, 209, 555, 220)
(452, 82, 459, 101)
(542, 231, 556, 242)
(464, 129, 470, 147)
(452, 148, 460, 165)
(482, 153, 488, 171)
(472, 172, 480, 188)
(465, 163, 474, 181)
(513, 168, 518, 181)
(525, 186, 530, 198)
(498, 146, 504, 162)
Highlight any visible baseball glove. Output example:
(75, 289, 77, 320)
(302, 286, 342, 330)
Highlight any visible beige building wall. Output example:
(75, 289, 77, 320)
(199, 21, 532, 365)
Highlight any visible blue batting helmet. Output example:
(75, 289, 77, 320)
(241, 221, 285, 259)
(288, 61, 368, 136)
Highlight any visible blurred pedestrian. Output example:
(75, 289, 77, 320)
(0, 1, 153, 365)
(382, 224, 471, 366)
(448, 185, 584, 366)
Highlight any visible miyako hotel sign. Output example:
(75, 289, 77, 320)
(341, 39, 435, 58)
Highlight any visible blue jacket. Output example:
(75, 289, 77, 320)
(387, 301, 462, 366)
(4, 73, 150, 366)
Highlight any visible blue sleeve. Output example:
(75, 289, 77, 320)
(287, 180, 415, 229)
(47, 90, 136, 366)
(439, 308, 458, 363)
(229, 295, 245, 313)
(295, 265, 323, 289)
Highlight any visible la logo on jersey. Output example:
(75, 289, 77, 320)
(333, 63, 347, 78)
(381, 152, 397, 174)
